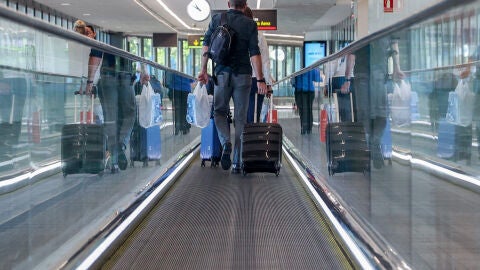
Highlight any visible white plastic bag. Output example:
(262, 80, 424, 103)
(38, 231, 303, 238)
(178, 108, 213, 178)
(390, 80, 412, 126)
(138, 82, 162, 128)
(186, 83, 210, 128)
(446, 79, 474, 126)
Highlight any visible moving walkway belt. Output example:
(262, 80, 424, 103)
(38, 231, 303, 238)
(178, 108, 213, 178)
(101, 158, 354, 270)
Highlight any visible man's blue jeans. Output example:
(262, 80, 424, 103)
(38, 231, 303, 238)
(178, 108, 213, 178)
(213, 71, 251, 166)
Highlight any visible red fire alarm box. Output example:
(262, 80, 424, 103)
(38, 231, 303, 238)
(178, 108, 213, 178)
(384, 0, 394, 12)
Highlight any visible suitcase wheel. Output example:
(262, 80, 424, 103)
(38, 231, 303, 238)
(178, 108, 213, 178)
(327, 164, 334, 176)
(242, 169, 247, 176)
(201, 160, 206, 167)
(275, 169, 280, 177)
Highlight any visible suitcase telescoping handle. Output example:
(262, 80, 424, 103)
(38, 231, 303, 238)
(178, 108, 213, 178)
(332, 92, 354, 122)
(254, 90, 273, 124)
(74, 84, 95, 124)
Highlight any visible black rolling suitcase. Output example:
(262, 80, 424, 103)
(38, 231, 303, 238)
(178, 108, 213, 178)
(61, 92, 106, 177)
(326, 93, 370, 175)
(241, 93, 282, 176)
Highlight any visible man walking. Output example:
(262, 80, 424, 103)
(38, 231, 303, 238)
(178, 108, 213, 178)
(198, 0, 268, 173)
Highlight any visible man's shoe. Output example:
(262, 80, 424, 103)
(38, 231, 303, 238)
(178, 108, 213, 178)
(118, 145, 128, 171)
(221, 142, 232, 170)
(231, 164, 241, 174)
(111, 164, 120, 174)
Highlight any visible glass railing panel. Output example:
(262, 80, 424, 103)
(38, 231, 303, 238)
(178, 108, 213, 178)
(0, 8, 199, 269)
(274, 1, 480, 269)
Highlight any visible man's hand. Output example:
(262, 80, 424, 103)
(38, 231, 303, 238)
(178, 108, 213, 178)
(340, 81, 350, 94)
(257, 81, 267, 95)
(198, 71, 209, 85)
(85, 83, 94, 97)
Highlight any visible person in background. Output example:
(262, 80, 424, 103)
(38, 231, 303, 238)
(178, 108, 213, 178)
(244, 6, 275, 123)
(198, 0, 267, 174)
(73, 20, 86, 35)
(292, 68, 321, 134)
(85, 25, 96, 40)
(165, 71, 194, 135)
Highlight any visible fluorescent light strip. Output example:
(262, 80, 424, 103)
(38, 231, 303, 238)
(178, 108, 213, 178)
(76, 152, 194, 270)
(154, 0, 197, 30)
(257, 0, 261, 9)
(264, 33, 304, 39)
(133, 0, 177, 31)
(283, 149, 374, 270)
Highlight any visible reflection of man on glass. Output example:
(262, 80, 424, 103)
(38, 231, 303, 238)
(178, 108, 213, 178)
(165, 71, 194, 135)
(325, 55, 354, 122)
(292, 68, 321, 134)
(344, 37, 404, 169)
(86, 51, 135, 174)
(0, 76, 27, 161)
(460, 45, 480, 157)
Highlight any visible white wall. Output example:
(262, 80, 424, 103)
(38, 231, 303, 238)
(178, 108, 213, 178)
(358, 0, 441, 37)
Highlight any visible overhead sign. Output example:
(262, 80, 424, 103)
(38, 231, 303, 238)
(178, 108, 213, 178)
(384, 0, 394, 12)
(188, 35, 204, 48)
(153, 33, 177, 47)
(253, 9, 277, 31)
(211, 9, 277, 31)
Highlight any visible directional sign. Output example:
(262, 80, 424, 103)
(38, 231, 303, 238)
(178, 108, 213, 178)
(188, 35, 204, 48)
(211, 9, 277, 31)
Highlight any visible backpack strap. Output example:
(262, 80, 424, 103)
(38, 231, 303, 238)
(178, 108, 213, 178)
(220, 12, 227, 26)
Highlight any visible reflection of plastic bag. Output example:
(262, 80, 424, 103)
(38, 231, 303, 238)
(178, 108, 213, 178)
(260, 98, 270, 123)
(94, 102, 103, 124)
(390, 80, 411, 126)
(138, 82, 162, 128)
(186, 83, 210, 128)
(446, 79, 474, 126)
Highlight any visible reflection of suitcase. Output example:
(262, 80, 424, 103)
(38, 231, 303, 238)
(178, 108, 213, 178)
(326, 122, 370, 175)
(326, 93, 370, 175)
(130, 124, 161, 167)
(437, 121, 472, 161)
(241, 94, 282, 176)
(61, 94, 106, 176)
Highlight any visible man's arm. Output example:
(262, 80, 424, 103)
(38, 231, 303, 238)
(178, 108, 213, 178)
(251, 54, 267, 95)
(390, 41, 405, 80)
(197, 45, 210, 84)
(340, 54, 355, 94)
(86, 55, 102, 96)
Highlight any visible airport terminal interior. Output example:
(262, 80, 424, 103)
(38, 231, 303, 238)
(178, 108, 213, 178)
(1, 0, 480, 269)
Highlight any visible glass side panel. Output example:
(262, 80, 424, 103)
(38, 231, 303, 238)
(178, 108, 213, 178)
(0, 13, 198, 270)
(274, 2, 480, 269)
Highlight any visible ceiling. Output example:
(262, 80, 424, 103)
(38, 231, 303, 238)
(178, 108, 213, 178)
(34, 0, 352, 38)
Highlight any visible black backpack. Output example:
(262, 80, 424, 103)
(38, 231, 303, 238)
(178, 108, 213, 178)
(205, 12, 235, 66)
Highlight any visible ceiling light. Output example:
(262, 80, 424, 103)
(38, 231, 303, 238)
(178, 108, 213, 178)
(154, 0, 194, 30)
(264, 33, 304, 39)
(60, 3, 71, 6)
(83, 13, 91, 16)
